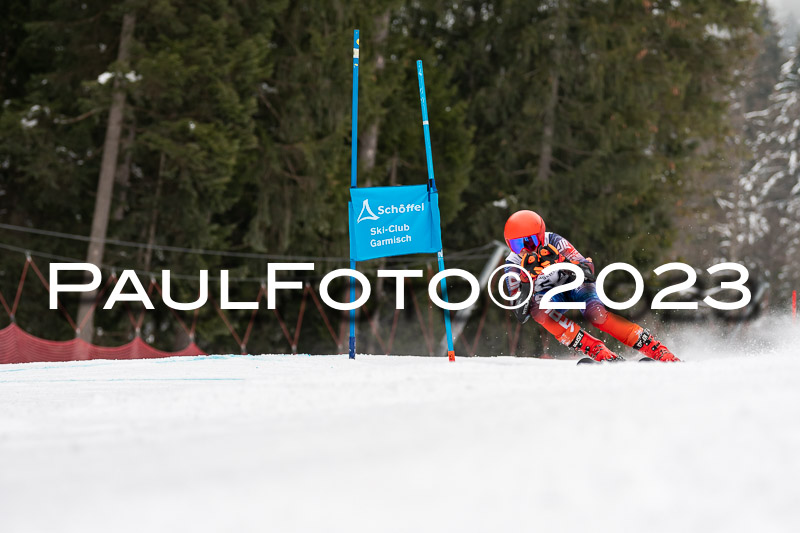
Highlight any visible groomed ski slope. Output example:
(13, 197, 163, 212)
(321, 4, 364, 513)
(1, 318, 799, 533)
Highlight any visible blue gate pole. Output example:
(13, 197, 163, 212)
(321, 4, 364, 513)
(349, 30, 359, 359)
(416, 60, 455, 362)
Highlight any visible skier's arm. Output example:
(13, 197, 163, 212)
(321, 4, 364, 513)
(547, 233, 596, 282)
(513, 280, 532, 324)
(504, 254, 532, 324)
(548, 232, 585, 262)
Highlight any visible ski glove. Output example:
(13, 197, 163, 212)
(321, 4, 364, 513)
(523, 245, 596, 285)
(520, 244, 567, 276)
(517, 249, 536, 284)
(569, 258, 596, 283)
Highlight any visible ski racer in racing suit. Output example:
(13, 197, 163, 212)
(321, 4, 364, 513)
(503, 210, 679, 362)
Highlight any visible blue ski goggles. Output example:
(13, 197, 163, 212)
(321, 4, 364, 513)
(508, 234, 540, 254)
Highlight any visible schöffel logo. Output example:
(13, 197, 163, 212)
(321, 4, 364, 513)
(357, 199, 379, 223)
(357, 199, 425, 223)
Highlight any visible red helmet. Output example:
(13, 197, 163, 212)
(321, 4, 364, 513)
(504, 210, 546, 253)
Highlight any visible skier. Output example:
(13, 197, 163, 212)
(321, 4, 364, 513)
(503, 209, 680, 362)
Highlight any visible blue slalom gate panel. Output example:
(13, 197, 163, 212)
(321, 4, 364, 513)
(348, 185, 442, 262)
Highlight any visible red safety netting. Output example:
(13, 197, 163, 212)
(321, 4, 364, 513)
(0, 323, 204, 364)
(0, 255, 499, 364)
(0, 255, 209, 364)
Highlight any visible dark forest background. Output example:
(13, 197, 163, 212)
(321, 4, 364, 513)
(1, 0, 798, 356)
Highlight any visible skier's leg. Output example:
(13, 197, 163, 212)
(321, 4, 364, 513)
(532, 308, 620, 361)
(584, 300, 643, 345)
(577, 285, 680, 362)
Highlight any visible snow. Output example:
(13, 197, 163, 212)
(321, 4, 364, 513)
(124, 71, 142, 83)
(1, 319, 800, 533)
(97, 71, 141, 85)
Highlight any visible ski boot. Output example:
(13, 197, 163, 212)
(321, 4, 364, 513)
(570, 329, 621, 362)
(635, 329, 680, 362)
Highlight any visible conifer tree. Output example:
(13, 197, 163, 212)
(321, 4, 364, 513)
(734, 44, 800, 295)
(0, 0, 129, 340)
